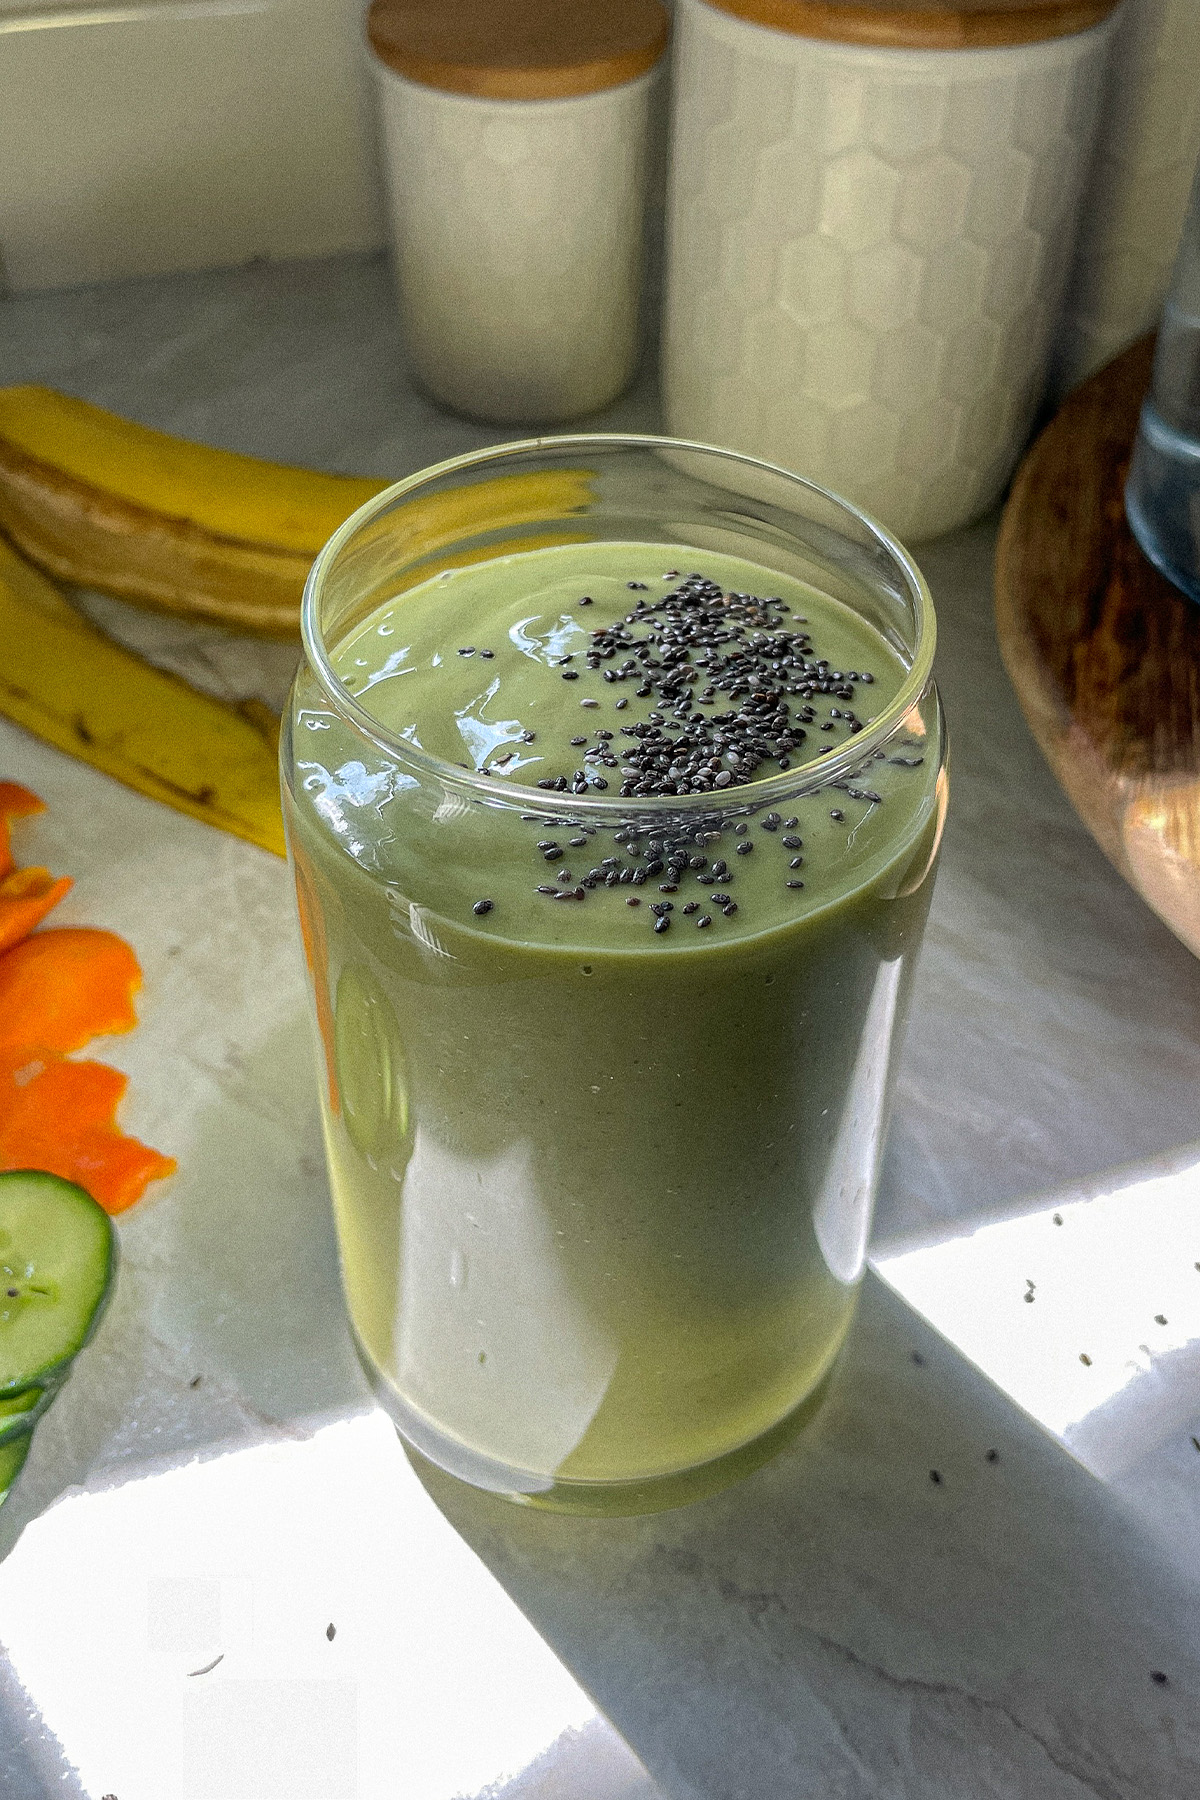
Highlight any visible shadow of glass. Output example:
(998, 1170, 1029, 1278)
(415, 1272, 1200, 1800)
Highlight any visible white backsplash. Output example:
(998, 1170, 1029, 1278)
(0, 0, 385, 292)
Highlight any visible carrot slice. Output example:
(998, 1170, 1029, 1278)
(0, 782, 44, 820)
(0, 781, 44, 880)
(0, 782, 173, 1211)
(0, 866, 72, 954)
(0, 927, 140, 1054)
(0, 1052, 175, 1213)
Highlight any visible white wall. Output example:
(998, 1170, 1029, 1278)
(0, 0, 385, 293)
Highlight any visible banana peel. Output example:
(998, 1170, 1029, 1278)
(0, 386, 388, 638)
(0, 535, 285, 857)
(0, 386, 597, 638)
(0, 387, 601, 855)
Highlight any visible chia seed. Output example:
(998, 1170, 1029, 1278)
(511, 566, 898, 930)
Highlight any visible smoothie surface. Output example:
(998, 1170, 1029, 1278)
(335, 542, 904, 787)
(301, 543, 935, 951)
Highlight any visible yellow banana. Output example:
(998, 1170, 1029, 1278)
(0, 390, 603, 854)
(0, 386, 597, 638)
(0, 536, 285, 857)
(0, 386, 387, 638)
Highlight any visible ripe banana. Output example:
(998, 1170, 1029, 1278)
(0, 386, 387, 638)
(0, 386, 599, 639)
(0, 535, 285, 857)
(0, 388, 601, 853)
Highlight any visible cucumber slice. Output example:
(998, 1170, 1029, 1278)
(0, 1383, 49, 1446)
(0, 1428, 33, 1506)
(0, 1387, 43, 1424)
(0, 1171, 115, 1397)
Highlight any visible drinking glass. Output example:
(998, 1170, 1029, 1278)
(281, 436, 946, 1514)
(1126, 153, 1200, 604)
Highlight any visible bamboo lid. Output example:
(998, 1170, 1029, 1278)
(367, 0, 670, 100)
(697, 0, 1123, 50)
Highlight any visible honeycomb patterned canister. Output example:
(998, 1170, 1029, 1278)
(368, 0, 669, 425)
(663, 0, 1124, 543)
(1055, 0, 1200, 392)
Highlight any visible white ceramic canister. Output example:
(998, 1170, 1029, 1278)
(662, 0, 1123, 543)
(367, 0, 669, 424)
(1055, 0, 1200, 392)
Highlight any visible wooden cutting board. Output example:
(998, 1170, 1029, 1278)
(995, 335, 1200, 959)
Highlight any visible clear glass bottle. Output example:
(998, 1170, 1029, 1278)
(1126, 154, 1200, 604)
(281, 436, 947, 1514)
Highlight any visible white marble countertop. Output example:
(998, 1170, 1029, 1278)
(1, 252, 1199, 1799)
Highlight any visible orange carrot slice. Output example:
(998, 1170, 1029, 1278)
(0, 1051, 175, 1213)
(0, 865, 72, 954)
(0, 782, 173, 1212)
(0, 782, 44, 821)
(0, 927, 141, 1054)
(0, 781, 44, 880)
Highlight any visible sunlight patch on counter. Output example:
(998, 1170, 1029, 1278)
(0, 1410, 654, 1799)
(875, 1152, 1200, 1479)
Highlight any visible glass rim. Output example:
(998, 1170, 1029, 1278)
(299, 432, 937, 816)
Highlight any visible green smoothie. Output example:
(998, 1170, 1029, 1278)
(284, 542, 943, 1506)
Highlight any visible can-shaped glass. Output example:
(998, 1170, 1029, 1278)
(281, 437, 947, 1514)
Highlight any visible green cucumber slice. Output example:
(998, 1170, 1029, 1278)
(0, 1387, 43, 1424)
(0, 1384, 49, 1446)
(0, 1170, 116, 1397)
(0, 1428, 33, 1505)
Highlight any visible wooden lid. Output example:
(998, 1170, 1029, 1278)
(368, 0, 670, 100)
(697, 0, 1123, 50)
